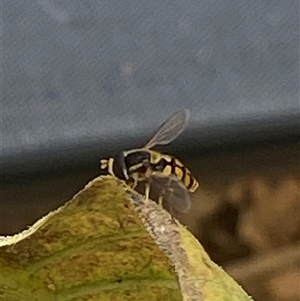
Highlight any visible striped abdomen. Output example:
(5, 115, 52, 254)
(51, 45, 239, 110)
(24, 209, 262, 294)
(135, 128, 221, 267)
(149, 150, 199, 193)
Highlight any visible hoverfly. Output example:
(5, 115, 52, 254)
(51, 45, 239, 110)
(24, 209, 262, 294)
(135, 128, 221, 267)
(100, 109, 199, 213)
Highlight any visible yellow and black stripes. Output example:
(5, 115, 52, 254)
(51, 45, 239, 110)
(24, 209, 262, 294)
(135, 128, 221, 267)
(100, 149, 199, 194)
(149, 151, 199, 193)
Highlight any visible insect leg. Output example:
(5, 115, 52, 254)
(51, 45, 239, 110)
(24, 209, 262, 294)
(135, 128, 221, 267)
(158, 196, 163, 207)
(144, 178, 152, 201)
(144, 182, 150, 201)
(160, 177, 173, 209)
(127, 177, 137, 189)
(155, 177, 172, 208)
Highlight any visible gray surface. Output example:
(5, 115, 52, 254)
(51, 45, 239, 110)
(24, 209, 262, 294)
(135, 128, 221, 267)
(2, 0, 299, 176)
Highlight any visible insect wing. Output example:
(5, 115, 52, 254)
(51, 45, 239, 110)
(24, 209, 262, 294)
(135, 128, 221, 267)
(143, 109, 190, 149)
(150, 175, 192, 213)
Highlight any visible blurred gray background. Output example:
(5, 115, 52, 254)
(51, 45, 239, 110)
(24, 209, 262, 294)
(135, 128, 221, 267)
(2, 0, 299, 179)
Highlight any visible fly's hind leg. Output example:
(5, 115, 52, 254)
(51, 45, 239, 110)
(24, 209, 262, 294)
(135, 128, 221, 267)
(144, 178, 152, 201)
(157, 177, 172, 209)
(158, 195, 164, 207)
(158, 193, 176, 220)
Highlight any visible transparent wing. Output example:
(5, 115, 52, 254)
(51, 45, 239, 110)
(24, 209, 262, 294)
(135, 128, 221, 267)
(150, 175, 192, 213)
(143, 109, 190, 149)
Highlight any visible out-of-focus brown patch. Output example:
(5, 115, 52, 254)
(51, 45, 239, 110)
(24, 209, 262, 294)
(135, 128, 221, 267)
(178, 141, 300, 301)
(233, 176, 299, 252)
(267, 270, 300, 301)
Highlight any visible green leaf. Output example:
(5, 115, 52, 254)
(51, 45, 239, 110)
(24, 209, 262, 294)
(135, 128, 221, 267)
(0, 176, 254, 301)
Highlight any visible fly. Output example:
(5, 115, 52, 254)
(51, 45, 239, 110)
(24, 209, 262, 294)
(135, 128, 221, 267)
(100, 109, 199, 212)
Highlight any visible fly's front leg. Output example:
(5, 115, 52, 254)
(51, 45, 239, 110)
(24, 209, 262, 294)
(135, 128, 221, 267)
(126, 176, 137, 190)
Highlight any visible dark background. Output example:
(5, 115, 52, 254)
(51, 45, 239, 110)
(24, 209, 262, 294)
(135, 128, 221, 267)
(2, 1, 299, 301)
